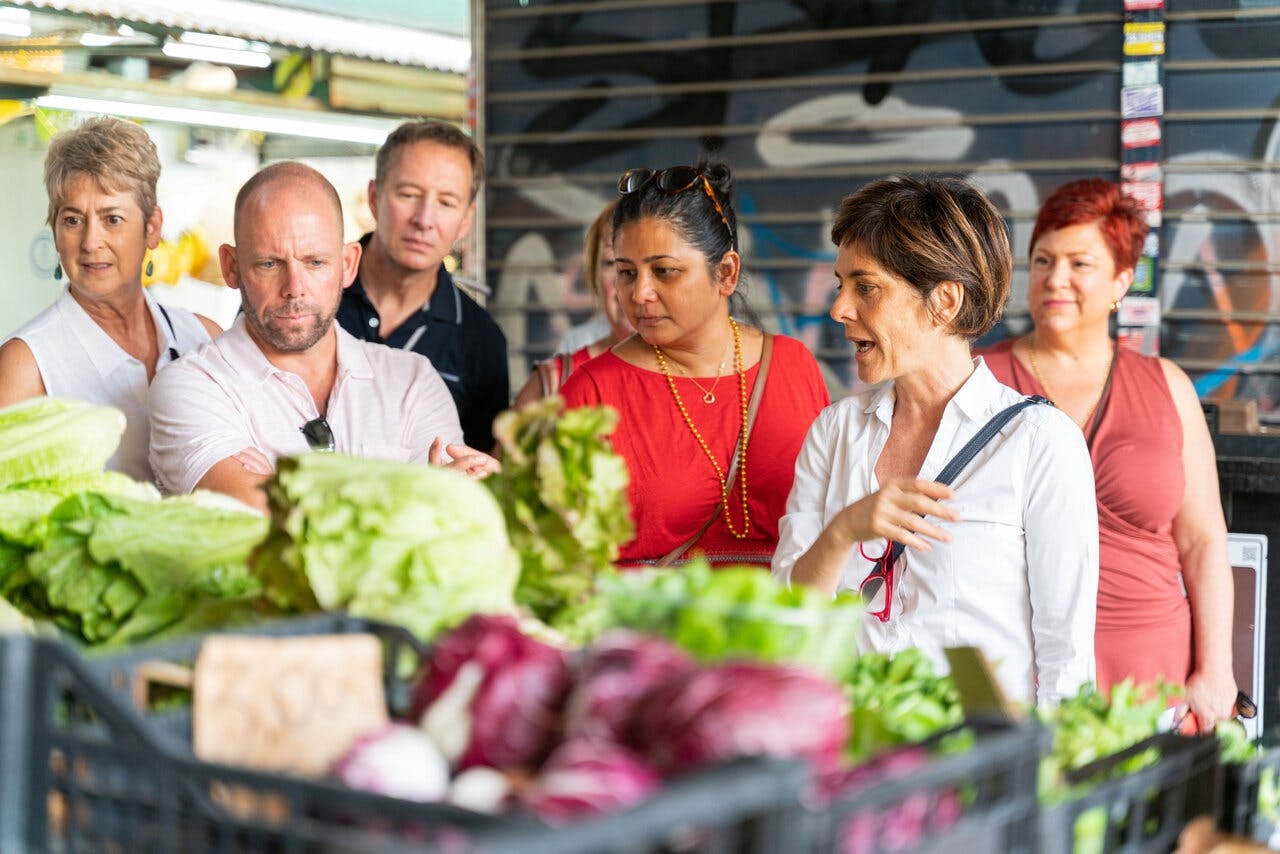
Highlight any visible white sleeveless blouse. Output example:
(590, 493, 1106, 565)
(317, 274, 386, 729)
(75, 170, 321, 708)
(8, 287, 212, 483)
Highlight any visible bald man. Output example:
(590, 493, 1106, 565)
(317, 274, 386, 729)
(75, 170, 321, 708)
(149, 162, 496, 512)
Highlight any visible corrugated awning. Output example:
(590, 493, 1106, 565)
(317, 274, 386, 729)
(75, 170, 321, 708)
(9, 0, 470, 71)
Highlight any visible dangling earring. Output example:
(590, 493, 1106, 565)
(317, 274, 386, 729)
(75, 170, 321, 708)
(145, 254, 154, 278)
(53, 262, 62, 281)
(1111, 299, 1122, 312)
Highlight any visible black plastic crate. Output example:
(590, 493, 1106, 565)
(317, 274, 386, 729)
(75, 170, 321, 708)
(798, 720, 1046, 854)
(1036, 731, 1222, 854)
(1220, 745, 1280, 843)
(0, 617, 810, 854)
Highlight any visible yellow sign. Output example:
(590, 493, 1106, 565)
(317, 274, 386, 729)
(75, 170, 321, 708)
(1124, 22, 1165, 56)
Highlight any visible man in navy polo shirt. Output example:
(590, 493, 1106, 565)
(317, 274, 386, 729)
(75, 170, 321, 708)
(338, 120, 508, 452)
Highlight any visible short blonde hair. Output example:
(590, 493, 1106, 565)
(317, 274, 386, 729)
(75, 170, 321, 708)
(43, 116, 161, 226)
(582, 200, 616, 297)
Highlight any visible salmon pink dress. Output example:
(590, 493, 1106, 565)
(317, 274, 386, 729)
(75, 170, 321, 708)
(980, 341, 1191, 690)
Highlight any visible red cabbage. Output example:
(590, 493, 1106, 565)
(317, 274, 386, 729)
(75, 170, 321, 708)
(410, 614, 571, 771)
(521, 738, 662, 823)
(563, 630, 693, 745)
(631, 660, 849, 774)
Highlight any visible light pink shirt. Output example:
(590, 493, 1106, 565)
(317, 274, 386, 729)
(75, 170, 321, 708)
(148, 315, 463, 495)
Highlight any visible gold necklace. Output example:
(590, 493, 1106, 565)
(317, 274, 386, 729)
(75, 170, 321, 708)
(652, 317, 751, 539)
(1027, 336, 1114, 430)
(672, 337, 731, 404)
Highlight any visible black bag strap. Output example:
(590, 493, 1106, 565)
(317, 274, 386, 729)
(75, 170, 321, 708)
(888, 394, 1051, 564)
(157, 303, 181, 361)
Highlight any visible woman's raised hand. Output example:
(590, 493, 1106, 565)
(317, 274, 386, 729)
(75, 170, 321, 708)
(839, 477, 960, 551)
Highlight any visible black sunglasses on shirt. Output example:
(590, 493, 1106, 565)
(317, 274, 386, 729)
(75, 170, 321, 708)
(301, 417, 335, 453)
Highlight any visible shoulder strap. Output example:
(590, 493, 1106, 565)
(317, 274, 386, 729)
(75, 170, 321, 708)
(559, 351, 575, 387)
(888, 394, 1050, 564)
(534, 357, 561, 398)
(656, 332, 775, 567)
(156, 303, 181, 361)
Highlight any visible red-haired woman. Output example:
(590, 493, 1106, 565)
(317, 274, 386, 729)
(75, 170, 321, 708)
(979, 179, 1237, 731)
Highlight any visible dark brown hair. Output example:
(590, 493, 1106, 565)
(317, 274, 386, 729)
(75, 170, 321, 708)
(830, 174, 1011, 340)
(375, 120, 484, 200)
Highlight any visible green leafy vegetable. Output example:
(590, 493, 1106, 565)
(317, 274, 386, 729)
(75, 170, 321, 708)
(0, 397, 126, 488)
(599, 560, 862, 680)
(1035, 679, 1179, 803)
(251, 453, 521, 641)
(10, 491, 269, 645)
(487, 397, 633, 626)
(841, 648, 963, 761)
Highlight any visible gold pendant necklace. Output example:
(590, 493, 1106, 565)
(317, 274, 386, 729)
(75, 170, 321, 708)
(1027, 336, 1114, 430)
(672, 337, 731, 404)
(652, 318, 752, 539)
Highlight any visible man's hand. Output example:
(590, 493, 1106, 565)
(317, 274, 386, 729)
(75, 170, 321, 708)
(429, 437, 500, 480)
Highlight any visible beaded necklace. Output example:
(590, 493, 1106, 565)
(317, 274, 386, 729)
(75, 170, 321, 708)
(652, 317, 752, 539)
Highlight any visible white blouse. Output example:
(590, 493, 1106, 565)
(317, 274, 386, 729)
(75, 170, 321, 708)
(773, 359, 1098, 707)
(8, 287, 210, 483)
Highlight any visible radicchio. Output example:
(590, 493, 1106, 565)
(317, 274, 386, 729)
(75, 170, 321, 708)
(410, 614, 571, 771)
(631, 660, 849, 775)
(520, 738, 662, 823)
(563, 631, 693, 745)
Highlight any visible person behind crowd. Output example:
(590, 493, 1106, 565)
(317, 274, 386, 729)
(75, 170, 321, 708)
(560, 161, 830, 567)
(979, 178, 1236, 729)
(336, 120, 509, 452)
(148, 162, 497, 513)
(0, 116, 220, 481)
(513, 201, 633, 406)
(773, 174, 1098, 707)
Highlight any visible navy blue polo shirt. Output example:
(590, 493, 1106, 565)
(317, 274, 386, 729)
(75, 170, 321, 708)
(337, 236, 509, 451)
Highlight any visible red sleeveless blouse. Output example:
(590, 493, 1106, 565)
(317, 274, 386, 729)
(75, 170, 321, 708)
(980, 340, 1190, 689)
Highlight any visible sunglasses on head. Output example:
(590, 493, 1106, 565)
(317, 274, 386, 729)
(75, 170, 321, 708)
(301, 416, 335, 453)
(858, 539, 903, 623)
(617, 166, 735, 249)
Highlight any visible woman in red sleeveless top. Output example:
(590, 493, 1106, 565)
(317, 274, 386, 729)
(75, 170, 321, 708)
(512, 201, 633, 407)
(561, 161, 829, 567)
(979, 179, 1236, 731)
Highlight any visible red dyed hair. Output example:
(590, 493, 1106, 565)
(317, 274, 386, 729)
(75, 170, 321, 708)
(1030, 179, 1148, 273)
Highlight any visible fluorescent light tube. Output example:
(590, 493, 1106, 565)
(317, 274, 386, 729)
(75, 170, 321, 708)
(36, 93, 395, 145)
(162, 39, 271, 69)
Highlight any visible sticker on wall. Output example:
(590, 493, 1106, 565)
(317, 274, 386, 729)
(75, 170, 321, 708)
(1124, 22, 1166, 56)
(1142, 231, 1160, 258)
(1121, 161, 1162, 182)
(1121, 118, 1162, 148)
(1123, 180, 1163, 215)
(1122, 60, 1161, 89)
(1121, 85, 1164, 119)
(1118, 295, 1160, 326)
(1117, 325, 1160, 356)
(1131, 256, 1156, 294)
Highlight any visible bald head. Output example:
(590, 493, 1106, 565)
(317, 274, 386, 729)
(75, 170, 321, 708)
(233, 162, 344, 245)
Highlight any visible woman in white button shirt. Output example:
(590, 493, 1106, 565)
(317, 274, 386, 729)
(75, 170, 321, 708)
(773, 175, 1099, 707)
(0, 116, 220, 482)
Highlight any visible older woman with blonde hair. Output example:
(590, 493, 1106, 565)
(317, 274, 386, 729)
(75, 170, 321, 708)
(0, 116, 220, 481)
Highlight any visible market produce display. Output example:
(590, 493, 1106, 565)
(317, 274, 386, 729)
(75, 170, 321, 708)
(599, 560, 864, 681)
(486, 397, 632, 634)
(250, 453, 521, 641)
(0, 397, 269, 646)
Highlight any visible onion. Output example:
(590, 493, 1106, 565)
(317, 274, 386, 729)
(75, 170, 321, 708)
(331, 723, 449, 802)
